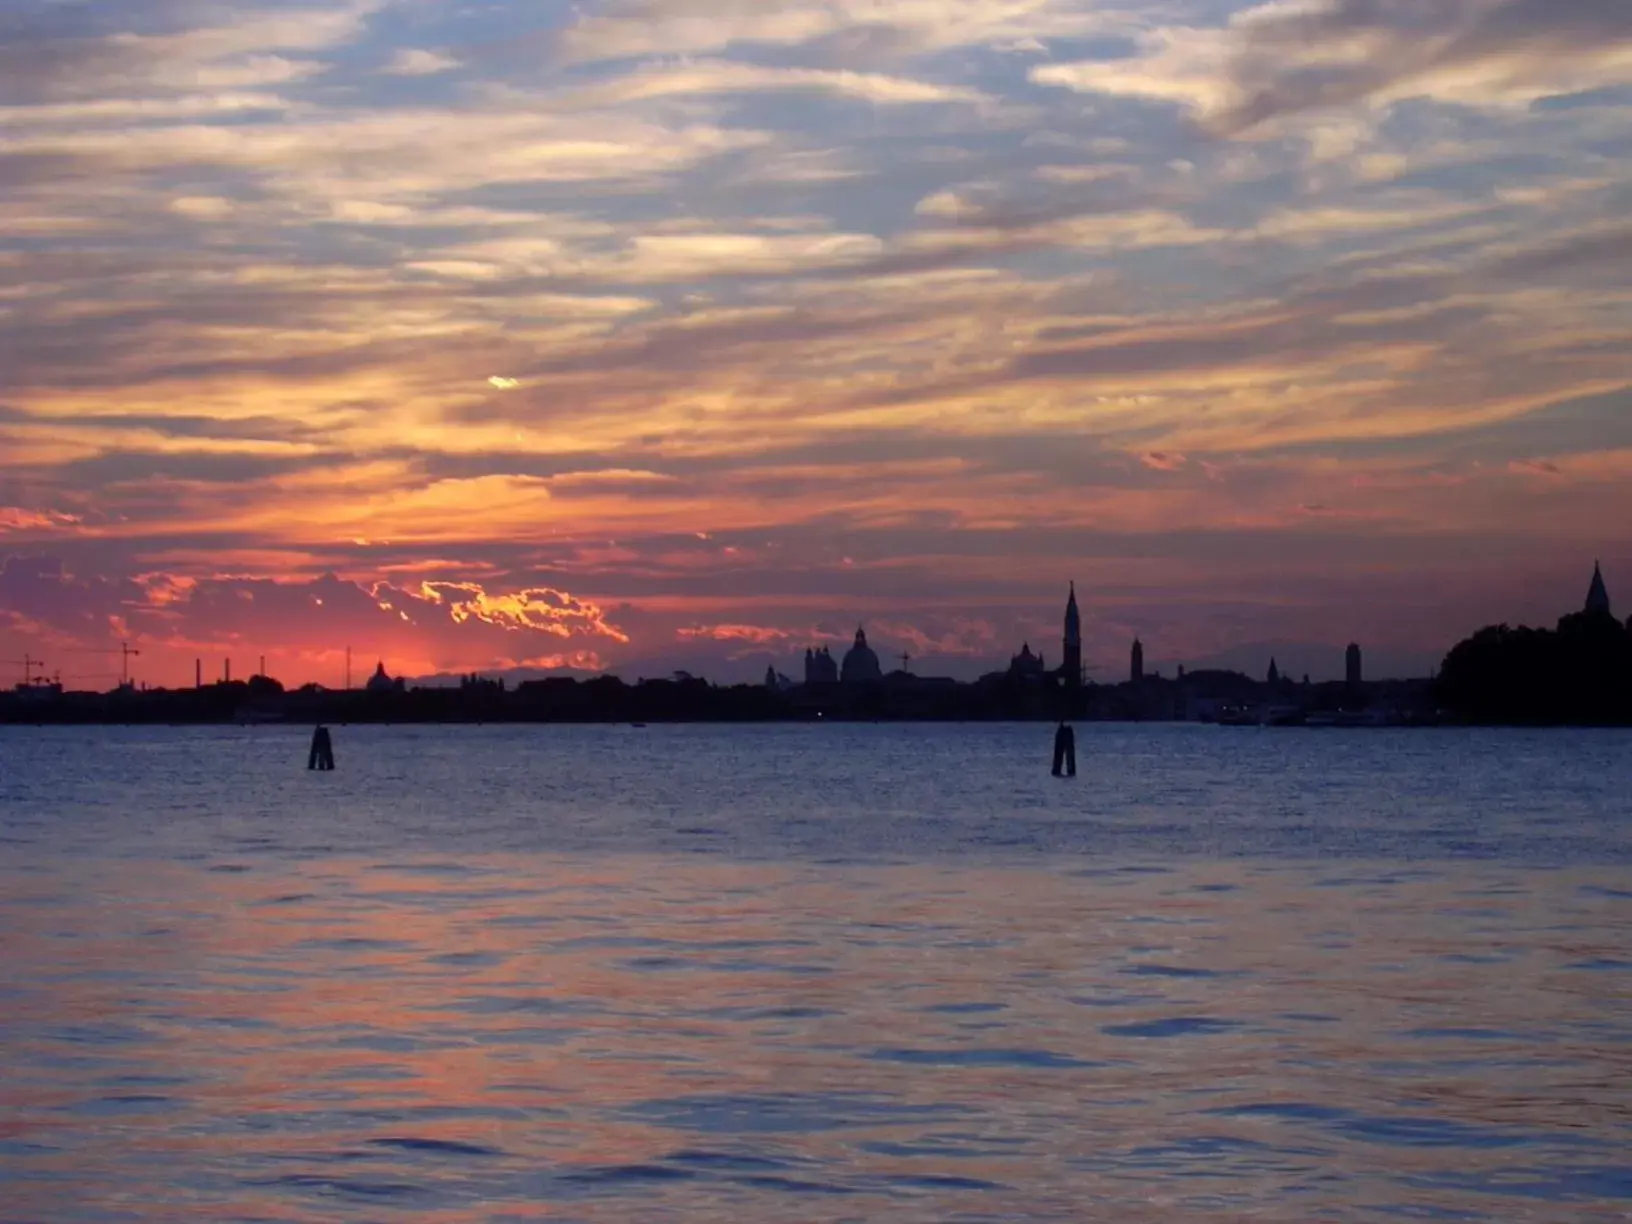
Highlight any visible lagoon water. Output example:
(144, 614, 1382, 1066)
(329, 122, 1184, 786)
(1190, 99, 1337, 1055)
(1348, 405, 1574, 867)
(1, 723, 1629, 1222)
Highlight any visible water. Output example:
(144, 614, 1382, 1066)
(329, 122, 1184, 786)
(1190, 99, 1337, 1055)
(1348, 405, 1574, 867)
(1, 723, 1629, 1221)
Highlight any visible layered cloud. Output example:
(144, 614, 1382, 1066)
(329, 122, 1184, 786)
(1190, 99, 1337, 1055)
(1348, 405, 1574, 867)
(1035, 0, 1632, 133)
(1, 0, 1628, 686)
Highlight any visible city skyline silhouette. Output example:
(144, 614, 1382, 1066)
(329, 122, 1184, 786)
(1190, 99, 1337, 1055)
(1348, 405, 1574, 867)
(0, 0, 1626, 697)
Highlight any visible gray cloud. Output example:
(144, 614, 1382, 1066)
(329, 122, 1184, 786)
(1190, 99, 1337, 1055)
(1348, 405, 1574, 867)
(1207, 0, 1632, 134)
(0, 2, 181, 103)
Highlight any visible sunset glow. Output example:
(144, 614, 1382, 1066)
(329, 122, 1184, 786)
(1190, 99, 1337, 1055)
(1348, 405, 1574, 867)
(2, 0, 1629, 687)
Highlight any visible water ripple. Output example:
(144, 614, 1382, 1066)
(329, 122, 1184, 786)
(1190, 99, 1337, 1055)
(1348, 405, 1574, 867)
(1, 725, 1630, 1221)
(1102, 1017, 1244, 1038)
(368, 1136, 504, 1157)
(867, 1047, 1099, 1068)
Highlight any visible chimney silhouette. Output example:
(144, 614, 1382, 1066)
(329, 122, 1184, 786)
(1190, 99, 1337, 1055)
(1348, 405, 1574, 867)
(195, 659, 201, 689)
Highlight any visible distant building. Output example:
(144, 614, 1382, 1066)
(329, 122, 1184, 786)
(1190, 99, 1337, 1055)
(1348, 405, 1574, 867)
(840, 626, 883, 683)
(803, 646, 838, 685)
(366, 662, 405, 694)
(1585, 561, 1612, 617)
(1008, 642, 1048, 679)
(1267, 657, 1280, 685)
(1062, 582, 1082, 690)
(1346, 643, 1363, 688)
(1131, 637, 1144, 684)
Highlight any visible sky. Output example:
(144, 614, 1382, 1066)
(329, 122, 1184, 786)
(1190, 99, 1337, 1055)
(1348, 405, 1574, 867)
(2, 0, 1630, 690)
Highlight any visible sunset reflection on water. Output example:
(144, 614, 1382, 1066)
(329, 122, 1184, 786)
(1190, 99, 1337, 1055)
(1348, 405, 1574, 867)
(4, 852, 1629, 1222)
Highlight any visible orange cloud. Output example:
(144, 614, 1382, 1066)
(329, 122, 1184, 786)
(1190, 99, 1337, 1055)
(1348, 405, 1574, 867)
(408, 582, 630, 643)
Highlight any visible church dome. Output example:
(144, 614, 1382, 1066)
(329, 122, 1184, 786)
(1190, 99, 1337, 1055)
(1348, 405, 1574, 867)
(841, 625, 882, 683)
(1009, 642, 1046, 678)
(366, 662, 401, 694)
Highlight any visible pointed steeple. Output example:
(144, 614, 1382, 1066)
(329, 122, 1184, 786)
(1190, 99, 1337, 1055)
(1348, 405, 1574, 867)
(1060, 581, 1084, 692)
(1585, 561, 1612, 617)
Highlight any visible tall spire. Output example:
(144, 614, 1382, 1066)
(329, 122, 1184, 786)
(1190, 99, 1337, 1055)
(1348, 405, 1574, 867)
(1585, 561, 1612, 617)
(1061, 581, 1082, 691)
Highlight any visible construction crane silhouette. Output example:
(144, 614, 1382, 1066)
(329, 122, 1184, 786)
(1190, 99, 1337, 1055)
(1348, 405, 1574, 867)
(4, 655, 48, 686)
(61, 641, 142, 686)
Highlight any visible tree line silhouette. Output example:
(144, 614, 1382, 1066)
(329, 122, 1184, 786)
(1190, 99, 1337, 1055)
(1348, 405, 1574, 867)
(1436, 608, 1632, 725)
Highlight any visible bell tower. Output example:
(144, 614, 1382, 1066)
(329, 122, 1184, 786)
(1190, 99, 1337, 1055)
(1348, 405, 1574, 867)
(1062, 582, 1082, 690)
(1585, 561, 1611, 617)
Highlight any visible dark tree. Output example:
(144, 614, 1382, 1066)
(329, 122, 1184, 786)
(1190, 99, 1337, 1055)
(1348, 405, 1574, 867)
(1437, 611, 1632, 724)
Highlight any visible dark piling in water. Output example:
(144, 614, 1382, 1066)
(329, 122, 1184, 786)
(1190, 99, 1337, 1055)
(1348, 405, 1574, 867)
(308, 725, 335, 771)
(1051, 721, 1076, 777)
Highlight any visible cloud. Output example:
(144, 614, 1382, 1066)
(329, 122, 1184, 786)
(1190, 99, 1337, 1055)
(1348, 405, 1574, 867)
(0, 558, 629, 681)
(1140, 451, 1188, 471)
(410, 581, 630, 643)
(0, 0, 1628, 688)
(0, 507, 82, 533)
(383, 48, 459, 77)
(2, 106, 769, 202)
(677, 623, 798, 644)
(867, 617, 1003, 658)
(0, 1, 378, 105)
(554, 0, 1121, 66)
(1034, 0, 1632, 135)
(572, 58, 995, 107)
(556, 1, 840, 65)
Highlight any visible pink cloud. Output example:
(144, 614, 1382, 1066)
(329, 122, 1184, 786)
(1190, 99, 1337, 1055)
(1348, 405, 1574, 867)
(676, 623, 796, 645)
(507, 649, 609, 672)
(868, 618, 1001, 658)
(0, 508, 82, 534)
(1509, 458, 1561, 476)
(1141, 451, 1188, 472)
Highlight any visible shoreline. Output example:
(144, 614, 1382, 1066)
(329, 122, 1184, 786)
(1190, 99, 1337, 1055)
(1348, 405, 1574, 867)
(2, 714, 1625, 728)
